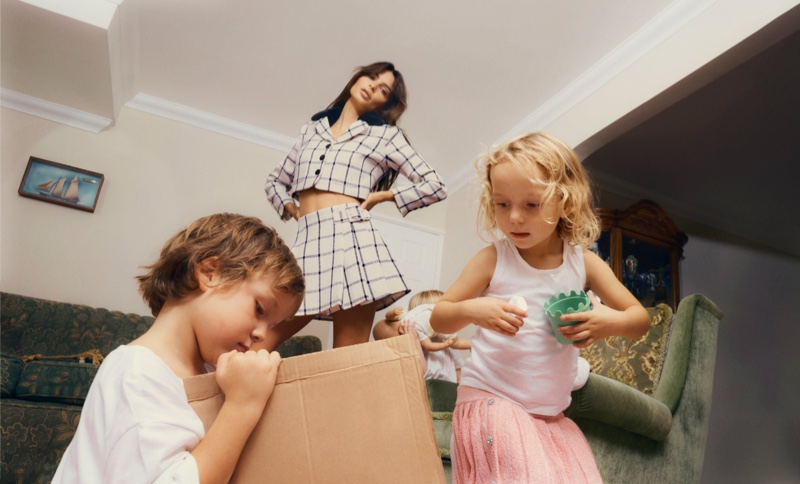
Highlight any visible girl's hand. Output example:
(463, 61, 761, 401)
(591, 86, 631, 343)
(469, 297, 526, 337)
(557, 291, 621, 348)
(215, 349, 282, 409)
(360, 191, 394, 211)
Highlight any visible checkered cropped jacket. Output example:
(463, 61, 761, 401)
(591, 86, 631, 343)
(265, 108, 447, 219)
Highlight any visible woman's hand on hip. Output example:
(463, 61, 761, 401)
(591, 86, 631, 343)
(360, 191, 394, 211)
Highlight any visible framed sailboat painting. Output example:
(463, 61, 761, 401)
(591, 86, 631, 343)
(18, 157, 104, 213)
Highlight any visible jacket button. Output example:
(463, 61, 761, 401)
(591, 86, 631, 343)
(320, 154, 325, 161)
(326, 143, 331, 149)
(315, 169, 320, 175)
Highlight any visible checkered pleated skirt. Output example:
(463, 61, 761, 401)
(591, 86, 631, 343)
(291, 203, 410, 320)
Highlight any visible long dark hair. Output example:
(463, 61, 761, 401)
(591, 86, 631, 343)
(328, 61, 408, 126)
(328, 61, 406, 192)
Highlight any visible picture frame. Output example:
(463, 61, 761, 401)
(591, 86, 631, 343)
(18, 157, 105, 213)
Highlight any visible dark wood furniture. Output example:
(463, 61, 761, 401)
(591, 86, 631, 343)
(595, 200, 687, 309)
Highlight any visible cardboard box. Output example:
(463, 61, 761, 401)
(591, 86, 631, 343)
(184, 334, 446, 483)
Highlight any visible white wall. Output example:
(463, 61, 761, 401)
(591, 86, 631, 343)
(2, 106, 289, 310)
(0, 106, 448, 350)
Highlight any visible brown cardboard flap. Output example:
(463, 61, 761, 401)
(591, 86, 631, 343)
(184, 334, 445, 483)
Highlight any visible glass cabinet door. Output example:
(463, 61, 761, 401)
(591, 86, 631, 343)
(621, 234, 673, 308)
(595, 200, 686, 310)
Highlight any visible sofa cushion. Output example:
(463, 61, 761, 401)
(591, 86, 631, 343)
(1, 292, 154, 358)
(13, 360, 98, 405)
(579, 304, 673, 395)
(274, 335, 322, 358)
(1, 399, 82, 484)
(431, 411, 453, 458)
(1, 355, 24, 397)
(425, 379, 458, 413)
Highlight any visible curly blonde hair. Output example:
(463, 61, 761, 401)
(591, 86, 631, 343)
(408, 289, 444, 310)
(137, 213, 304, 316)
(475, 132, 600, 248)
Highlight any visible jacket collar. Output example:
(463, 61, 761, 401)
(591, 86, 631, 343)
(311, 106, 386, 127)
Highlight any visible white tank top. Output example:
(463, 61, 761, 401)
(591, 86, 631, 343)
(459, 238, 586, 415)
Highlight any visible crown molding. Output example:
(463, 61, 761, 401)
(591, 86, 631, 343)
(496, 0, 716, 143)
(444, 0, 716, 197)
(446, 163, 476, 195)
(125, 93, 296, 152)
(1, 88, 113, 133)
(591, 170, 724, 231)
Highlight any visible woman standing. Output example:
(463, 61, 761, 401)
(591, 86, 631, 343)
(264, 61, 447, 348)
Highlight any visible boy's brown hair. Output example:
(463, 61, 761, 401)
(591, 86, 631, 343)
(138, 213, 304, 316)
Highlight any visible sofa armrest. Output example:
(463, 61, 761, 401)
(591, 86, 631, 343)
(566, 373, 672, 441)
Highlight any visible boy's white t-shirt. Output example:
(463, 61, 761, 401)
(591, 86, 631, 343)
(52, 345, 203, 483)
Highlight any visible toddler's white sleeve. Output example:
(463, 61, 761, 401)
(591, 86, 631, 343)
(572, 356, 590, 390)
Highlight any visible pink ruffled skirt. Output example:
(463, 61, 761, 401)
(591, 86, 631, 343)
(452, 386, 603, 484)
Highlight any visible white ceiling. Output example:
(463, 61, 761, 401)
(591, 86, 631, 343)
(2, 0, 799, 258)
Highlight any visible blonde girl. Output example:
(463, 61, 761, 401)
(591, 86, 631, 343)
(430, 133, 649, 483)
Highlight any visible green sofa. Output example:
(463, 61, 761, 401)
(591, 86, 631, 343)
(427, 294, 722, 484)
(569, 294, 723, 483)
(0, 292, 322, 484)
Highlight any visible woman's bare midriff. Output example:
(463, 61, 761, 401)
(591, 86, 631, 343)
(297, 188, 360, 217)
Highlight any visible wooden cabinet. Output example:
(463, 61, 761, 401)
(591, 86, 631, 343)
(594, 200, 687, 309)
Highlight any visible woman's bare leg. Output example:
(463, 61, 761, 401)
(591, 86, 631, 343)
(257, 314, 315, 351)
(331, 302, 377, 348)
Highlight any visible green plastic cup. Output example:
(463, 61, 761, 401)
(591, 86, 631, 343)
(543, 290, 591, 344)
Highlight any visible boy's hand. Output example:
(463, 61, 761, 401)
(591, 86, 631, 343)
(470, 297, 525, 337)
(216, 349, 282, 409)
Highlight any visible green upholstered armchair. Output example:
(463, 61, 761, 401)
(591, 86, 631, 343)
(426, 378, 458, 482)
(566, 294, 723, 483)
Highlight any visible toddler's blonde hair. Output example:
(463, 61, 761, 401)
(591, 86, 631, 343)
(408, 289, 444, 310)
(475, 132, 600, 248)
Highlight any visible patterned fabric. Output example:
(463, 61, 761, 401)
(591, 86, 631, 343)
(264, 112, 447, 218)
(291, 204, 409, 318)
(274, 335, 323, 358)
(579, 304, 673, 395)
(431, 411, 453, 458)
(1, 400, 82, 484)
(1, 293, 155, 358)
(14, 361, 98, 405)
(1, 355, 24, 398)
